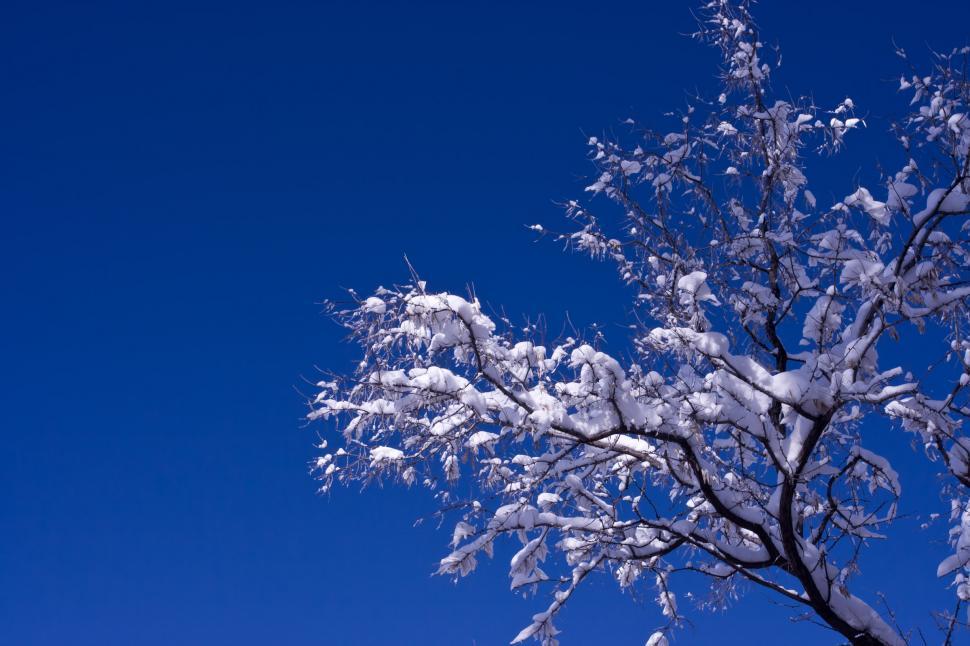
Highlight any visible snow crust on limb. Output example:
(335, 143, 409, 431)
(312, 2, 970, 644)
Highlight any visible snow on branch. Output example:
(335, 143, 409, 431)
(311, 2, 970, 644)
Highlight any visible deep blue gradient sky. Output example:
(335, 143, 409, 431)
(4, 1, 970, 644)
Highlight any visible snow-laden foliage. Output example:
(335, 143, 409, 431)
(311, 2, 970, 644)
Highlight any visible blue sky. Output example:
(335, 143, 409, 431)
(3, 1, 970, 644)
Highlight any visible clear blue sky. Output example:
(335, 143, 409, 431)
(3, 1, 970, 644)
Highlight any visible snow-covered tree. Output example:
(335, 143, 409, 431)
(310, 2, 970, 644)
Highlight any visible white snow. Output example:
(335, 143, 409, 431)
(844, 187, 890, 225)
(361, 296, 387, 314)
(369, 446, 404, 464)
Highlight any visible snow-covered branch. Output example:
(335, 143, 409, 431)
(312, 2, 970, 644)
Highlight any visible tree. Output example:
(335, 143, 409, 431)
(309, 2, 970, 644)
